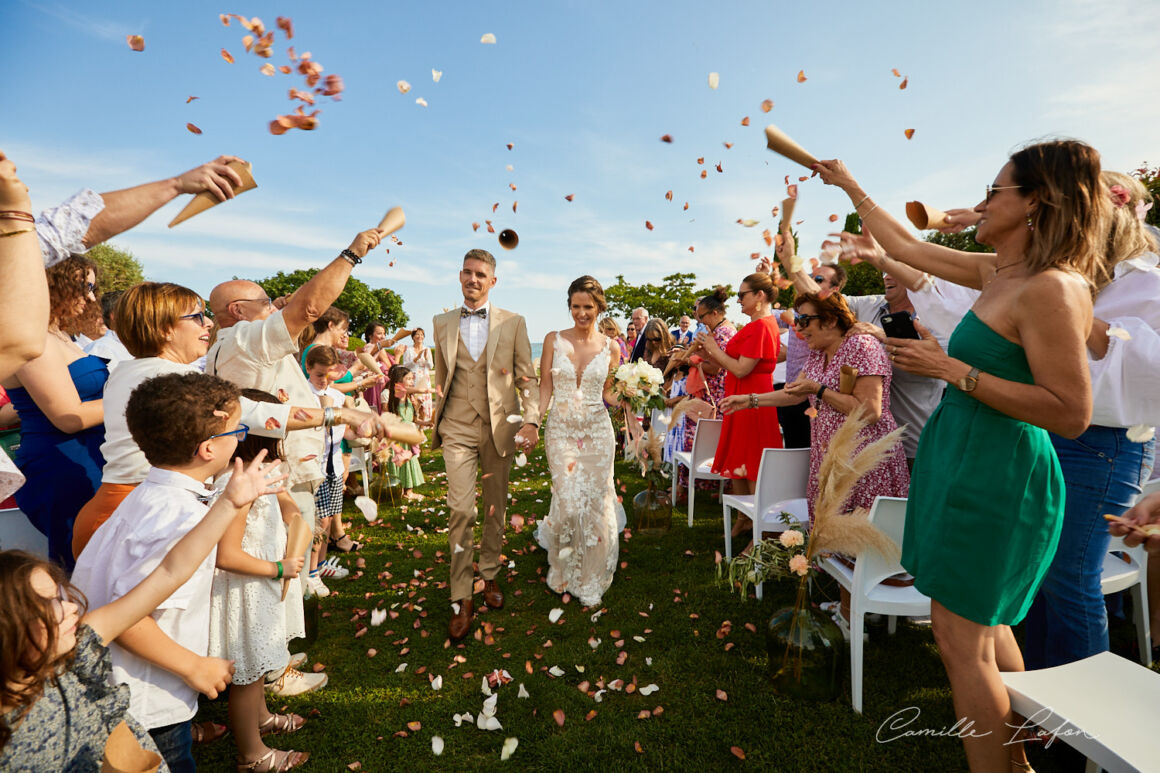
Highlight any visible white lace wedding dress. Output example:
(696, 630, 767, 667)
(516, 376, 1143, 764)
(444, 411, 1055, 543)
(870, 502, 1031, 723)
(537, 332, 625, 607)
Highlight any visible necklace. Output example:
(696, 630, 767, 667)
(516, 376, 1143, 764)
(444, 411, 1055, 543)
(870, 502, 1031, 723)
(986, 258, 1023, 285)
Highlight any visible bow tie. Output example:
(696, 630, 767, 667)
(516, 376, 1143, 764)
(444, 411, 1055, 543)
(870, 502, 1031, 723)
(461, 307, 487, 319)
(195, 491, 214, 505)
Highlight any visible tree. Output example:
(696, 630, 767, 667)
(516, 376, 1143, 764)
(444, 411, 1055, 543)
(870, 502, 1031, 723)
(88, 243, 144, 292)
(603, 272, 726, 326)
(923, 227, 994, 254)
(251, 269, 409, 336)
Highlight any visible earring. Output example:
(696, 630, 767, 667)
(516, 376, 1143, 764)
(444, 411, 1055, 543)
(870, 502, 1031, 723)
(1026, 216, 1034, 232)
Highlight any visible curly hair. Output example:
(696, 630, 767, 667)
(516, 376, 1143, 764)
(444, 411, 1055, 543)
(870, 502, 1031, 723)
(46, 255, 97, 328)
(0, 551, 87, 753)
(793, 290, 856, 334)
(126, 373, 240, 467)
(566, 275, 608, 313)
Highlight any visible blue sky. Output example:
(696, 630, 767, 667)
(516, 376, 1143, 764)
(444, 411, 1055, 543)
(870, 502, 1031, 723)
(4, 0, 1159, 341)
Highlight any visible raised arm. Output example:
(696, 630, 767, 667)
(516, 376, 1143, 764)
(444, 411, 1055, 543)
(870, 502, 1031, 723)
(830, 225, 930, 292)
(280, 228, 385, 338)
(0, 151, 46, 378)
(83, 155, 246, 248)
(83, 453, 286, 645)
(777, 221, 821, 295)
(813, 159, 994, 290)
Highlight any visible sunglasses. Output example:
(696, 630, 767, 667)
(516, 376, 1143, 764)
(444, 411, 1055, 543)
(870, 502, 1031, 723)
(179, 311, 209, 326)
(985, 184, 1023, 203)
(737, 289, 754, 301)
(812, 275, 829, 284)
(208, 423, 249, 443)
(793, 313, 822, 330)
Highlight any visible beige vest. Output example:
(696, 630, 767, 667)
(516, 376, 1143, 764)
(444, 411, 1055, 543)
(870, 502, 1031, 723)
(446, 331, 490, 423)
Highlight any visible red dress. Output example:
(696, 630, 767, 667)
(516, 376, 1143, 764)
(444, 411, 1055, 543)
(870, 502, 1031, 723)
(711, 315, 783, 481)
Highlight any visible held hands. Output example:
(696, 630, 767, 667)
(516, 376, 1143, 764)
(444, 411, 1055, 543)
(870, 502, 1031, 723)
(347, 229, 385, 259)
(515, 423, 539, 451)
(0, 150, 31, 212)
(184, 655, 235, 699)
(174, 155, 246, 201)
(883, 321, 950, 379)
(221, 451, 288, 509)
(1108, 494, 1160, 554)
(280, 554, 306, 579)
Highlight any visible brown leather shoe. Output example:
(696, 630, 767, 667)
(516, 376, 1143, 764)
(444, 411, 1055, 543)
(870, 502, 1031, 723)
(482, 579, 504, 610)
(448, 598, 473, 641)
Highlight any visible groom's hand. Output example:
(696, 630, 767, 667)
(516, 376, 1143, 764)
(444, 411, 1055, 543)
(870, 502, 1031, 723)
(515, 423, 539, 451)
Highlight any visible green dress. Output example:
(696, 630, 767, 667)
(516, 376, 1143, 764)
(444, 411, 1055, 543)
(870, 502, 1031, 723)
(387, 399, 425, 489)
(902, 310, 1064, 627)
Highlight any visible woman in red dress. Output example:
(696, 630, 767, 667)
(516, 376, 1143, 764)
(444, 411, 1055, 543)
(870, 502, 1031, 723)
(694, 272, 783, 537)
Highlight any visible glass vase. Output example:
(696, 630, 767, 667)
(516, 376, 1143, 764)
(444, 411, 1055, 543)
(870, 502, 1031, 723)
(766, 578, 845, 701)
(632, 488, 672, 535)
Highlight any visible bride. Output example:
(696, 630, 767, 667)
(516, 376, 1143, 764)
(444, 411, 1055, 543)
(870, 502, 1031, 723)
(535, 276, 624, 607)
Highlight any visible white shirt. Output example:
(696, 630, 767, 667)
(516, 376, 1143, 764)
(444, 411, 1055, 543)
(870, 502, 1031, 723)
(72, 467, 219, 729)
(459, 301, 491, 361)
(309, 383, 347, 476)
(207, 309, 323, 486)
(35, 188, 104, 267)
(100, 357, 291, 484)
(1088, 252, 1160, 428)
(907, 277, 978, 347)
(84, 330, 132, 372)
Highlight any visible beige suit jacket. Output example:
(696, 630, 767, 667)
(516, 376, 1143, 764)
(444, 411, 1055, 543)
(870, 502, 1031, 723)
(430, 305, 540, 456)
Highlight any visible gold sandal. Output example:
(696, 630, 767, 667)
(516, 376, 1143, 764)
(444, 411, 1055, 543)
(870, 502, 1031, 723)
(237, 749, 309, 772)
(257, 713, 306, 736)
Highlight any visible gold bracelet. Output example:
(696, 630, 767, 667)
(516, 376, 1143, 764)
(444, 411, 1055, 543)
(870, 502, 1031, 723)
(0, 227, 35, 239)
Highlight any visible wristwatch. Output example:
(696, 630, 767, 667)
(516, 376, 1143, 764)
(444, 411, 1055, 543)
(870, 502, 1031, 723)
(956, 366, 980, 392)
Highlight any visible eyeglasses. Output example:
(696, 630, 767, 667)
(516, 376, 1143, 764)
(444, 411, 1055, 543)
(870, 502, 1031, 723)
(50, 586, 70, 622)
(793, 313, 822, 329)
(229, 296, 273, 308)
(179, 311, 209, 326)
(81, 281, 96, 295)
(208, 423, 249, 443)
(985, 184, 1023, 203)
(737, 289, 754, 301)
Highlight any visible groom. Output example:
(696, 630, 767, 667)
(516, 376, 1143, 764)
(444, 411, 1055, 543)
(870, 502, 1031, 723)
(431, 249, 540, 641)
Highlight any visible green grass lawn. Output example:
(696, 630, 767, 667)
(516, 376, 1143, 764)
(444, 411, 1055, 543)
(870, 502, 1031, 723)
(193, 449, 1154, 772)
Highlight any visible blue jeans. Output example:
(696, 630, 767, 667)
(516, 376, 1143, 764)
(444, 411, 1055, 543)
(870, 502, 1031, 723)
(149, 719, 195, 773)
(1023, 426, 1154, 669)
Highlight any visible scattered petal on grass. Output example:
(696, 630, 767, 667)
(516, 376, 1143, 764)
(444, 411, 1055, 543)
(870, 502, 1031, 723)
(548, 608, 564, 624)
(634, 741, 643, 753)
(347, 763, 362, 771)
(407, 721, 422, 731)
(126, 35, 145, 51)
(517, 683, 530, 699)
(431, 675, 443, 690)
(366, 648, 377, 657)
(552, 709, 566, 727)
(186, 123, 203, 135)
(731, 746, 746, 760)
(480, 32, 497, 44)
(637, 710, 651, 720)
(515, 453, 527, 467)
(904, 128, 916, 140)
(716, 689, 728, 701)
(707, 72, 719, 89)
(432, 736, 444, 755)
(586, 709, 598, 721)
(548, 665, 565, 677)
(639, 684, 659, 696)
(501, 737, 518, 760)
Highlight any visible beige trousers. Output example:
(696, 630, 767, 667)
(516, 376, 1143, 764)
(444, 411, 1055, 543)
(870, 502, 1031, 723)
(440, 411, 510, 602)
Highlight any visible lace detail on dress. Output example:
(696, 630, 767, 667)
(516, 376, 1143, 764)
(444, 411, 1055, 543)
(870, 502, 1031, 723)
(537, 333, 622, 607)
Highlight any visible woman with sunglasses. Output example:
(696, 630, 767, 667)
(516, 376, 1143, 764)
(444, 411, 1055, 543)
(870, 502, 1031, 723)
(813, 141, 1105, 772)
(1, 256, 106, 570)
(694, 274, 783, 535)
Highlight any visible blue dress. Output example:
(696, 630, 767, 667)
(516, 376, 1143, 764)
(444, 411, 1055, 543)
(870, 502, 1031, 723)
(9, 355, 108, 569)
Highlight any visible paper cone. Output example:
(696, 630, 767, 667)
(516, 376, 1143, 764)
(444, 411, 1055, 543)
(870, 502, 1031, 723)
(764, 124, 819, 169)
(357, 352, 380, 373)
(905, 201, 949, 230)
(381, 415, 424, 446)
(167, 160, 257, 228)
(839, 366, 859, 395)
(377, 206, 406, 237)
(101, 721, 162, 773)
(780, 196, 797, 230)
(281, 514, 313, 600)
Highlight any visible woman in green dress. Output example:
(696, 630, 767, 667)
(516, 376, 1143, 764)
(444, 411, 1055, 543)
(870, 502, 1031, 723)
(815, 141, 1108, 772)
(386, 364, 425, 500)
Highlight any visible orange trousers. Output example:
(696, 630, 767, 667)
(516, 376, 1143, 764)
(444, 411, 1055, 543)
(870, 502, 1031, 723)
(72, 482, 137, 559)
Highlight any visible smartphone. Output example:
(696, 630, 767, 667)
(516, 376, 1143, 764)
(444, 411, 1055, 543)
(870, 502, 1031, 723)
(881, 310, 920, 340)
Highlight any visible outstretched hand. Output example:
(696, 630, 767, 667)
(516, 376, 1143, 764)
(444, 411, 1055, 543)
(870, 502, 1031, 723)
(221, 451, 287, 508)
(174, 155, 246, 201)
(811, 159, 859, 193)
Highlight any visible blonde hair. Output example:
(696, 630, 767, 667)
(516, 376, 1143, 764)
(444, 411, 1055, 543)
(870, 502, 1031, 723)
(1010, 140, 1110, 287)
(1102, 171, 1159, 279)
(599, 317, 622, 337)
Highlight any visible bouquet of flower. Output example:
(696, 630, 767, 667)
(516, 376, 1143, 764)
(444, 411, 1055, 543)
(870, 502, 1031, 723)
(612, 361, 667, 415)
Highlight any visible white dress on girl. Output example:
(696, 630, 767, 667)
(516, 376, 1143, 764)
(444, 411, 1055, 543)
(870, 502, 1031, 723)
(400, 344, 434, 420)
(208, 474, 305, 685)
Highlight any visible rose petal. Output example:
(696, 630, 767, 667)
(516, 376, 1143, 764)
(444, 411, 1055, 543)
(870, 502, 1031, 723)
(904, 128, 916, 140)
(221, 49, 235, 64)
(716, 689, 728, 701)
(548, 608, 564, 624)
(480, 32, 497, 44)
(645, 221, 654, 231)
(707, 72, 719, 89)
(761, 98, 773, 113)
(796, 70, 807, 82)
(731, 746, 746, 760)
(416, 97, 428, 107)
(126, 35, 145, 52)
(186, 123, 203, 135)
(660, 134, 673, 143)
(552, 709, 566, 727)
(260, 63, 276, 76)
(501, 737, 518, 760)
(564, 194, 574, 201)
(891, 68, 901, 77)
(432, 68, 443, 82)
(900, 77, 908, 90)
(407, 721, 422, 731)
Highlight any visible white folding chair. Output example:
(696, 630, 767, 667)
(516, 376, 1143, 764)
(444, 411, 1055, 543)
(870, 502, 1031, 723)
(1001, 651, 1160, 773)
(670, 418, 725, 527)
(819, 496, 932, 713)
(721, 448, 811, 600)
(0, 507, 48, 556)
(1101, 536, 1151, 667)
(346, 446, 372, 496)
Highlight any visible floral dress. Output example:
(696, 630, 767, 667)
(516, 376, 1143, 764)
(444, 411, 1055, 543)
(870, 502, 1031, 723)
(800, 334, 910, 523)
(0, 624, 170, 772)
(678, 321, 735, 491)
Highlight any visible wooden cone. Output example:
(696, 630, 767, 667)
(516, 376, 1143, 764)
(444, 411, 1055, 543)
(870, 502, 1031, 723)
(281, 514, 313, 600)
(101, 721, 162, 773)
(905, 201, 949, 230)
(167, 160, 257, 228)
(377, 206, 406, 237)
(764, 124, 819, 169)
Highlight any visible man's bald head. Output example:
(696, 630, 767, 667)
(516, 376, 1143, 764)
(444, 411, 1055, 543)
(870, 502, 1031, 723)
(208, 280, 272, 327)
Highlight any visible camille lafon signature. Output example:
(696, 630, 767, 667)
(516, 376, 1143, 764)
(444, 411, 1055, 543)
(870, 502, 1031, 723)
(875, 706, 1096, 748)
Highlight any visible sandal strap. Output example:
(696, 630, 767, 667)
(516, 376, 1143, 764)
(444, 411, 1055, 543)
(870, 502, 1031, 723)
(258, 712, 305, 735)
(237, 749, 309, 773)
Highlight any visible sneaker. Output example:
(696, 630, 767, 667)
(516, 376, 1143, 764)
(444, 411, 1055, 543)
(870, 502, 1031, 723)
(265, 666, 328, 697)
(318, 556, 349, 580)
(305, 574, 330, 598)
(265, 653, 309, 685)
